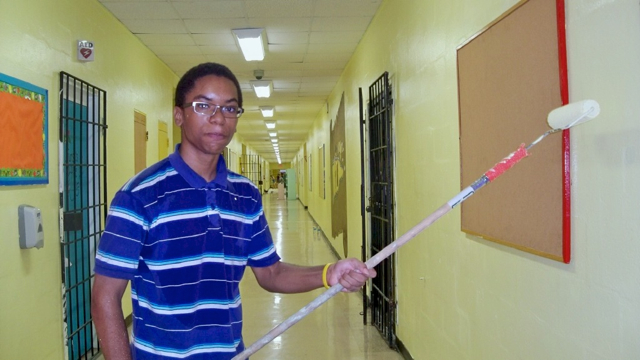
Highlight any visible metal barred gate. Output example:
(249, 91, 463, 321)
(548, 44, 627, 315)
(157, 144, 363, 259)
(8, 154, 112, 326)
(361, 72, 396, 348)
(59, 72, 107, 360)
(240, 154, 262, 187)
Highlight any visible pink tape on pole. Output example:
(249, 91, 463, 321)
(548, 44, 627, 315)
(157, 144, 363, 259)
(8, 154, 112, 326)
(484, 144, 529, 181)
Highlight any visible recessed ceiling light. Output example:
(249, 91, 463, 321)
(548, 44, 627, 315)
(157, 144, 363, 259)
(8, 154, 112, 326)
(232, 28, 265, 61)
(260, 106, 275, 117)
(264, 121, 276, 129)
(250, 80, 272, 98)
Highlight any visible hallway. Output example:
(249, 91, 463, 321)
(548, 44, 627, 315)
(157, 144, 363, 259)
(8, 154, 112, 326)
(237, 193, 404, 360)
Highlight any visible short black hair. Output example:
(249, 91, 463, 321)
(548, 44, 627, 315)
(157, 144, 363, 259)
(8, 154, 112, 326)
(174, 62, 243, 108)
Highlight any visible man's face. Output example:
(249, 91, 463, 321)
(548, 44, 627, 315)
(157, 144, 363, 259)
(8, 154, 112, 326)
(174, 75, 240, 157)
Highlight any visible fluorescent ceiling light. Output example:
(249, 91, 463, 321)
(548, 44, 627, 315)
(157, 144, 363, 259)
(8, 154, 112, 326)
(232, 28, 265, 61)
(260, 106, 275, 117)
(269, 132, 277, 137)
(251, 80, 272, 98)
(271, 138, 278, 143)
(264, 121, 276, 129)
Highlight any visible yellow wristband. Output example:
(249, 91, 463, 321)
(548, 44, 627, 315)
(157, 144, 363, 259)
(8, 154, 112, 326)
(322, 263, 332, 289)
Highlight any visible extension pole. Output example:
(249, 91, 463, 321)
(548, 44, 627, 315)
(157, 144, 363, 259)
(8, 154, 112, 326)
(232, 145, 529, 360)
(233, 100, 600, 360)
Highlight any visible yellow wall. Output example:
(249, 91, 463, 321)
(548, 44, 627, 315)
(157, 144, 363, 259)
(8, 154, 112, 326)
(2, 0, 639, 359)
(0, 0, 177, 358)
(295, 119, 334, 249)
(298, 0, 640, 358)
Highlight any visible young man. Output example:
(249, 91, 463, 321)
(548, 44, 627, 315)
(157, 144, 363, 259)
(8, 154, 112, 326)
(91, 62, 376, 360)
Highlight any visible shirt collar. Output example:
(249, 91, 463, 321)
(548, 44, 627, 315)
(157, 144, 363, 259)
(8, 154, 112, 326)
(169, 144, 229, 188)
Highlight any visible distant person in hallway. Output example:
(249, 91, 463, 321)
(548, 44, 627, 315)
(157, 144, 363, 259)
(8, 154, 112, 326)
(91, 62, 376, 360)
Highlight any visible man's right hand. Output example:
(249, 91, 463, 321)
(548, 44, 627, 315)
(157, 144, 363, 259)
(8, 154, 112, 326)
(91, 274, 132, 360)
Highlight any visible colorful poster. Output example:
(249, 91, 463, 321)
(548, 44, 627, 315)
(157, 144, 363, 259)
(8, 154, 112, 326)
(0, 73, 48, 185)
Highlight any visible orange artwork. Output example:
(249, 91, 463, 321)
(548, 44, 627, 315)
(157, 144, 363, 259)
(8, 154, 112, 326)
(0, 92, 44, 168)
(0, 73, 48, 185)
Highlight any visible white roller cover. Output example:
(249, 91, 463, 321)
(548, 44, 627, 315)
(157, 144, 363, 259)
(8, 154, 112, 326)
(547, 100, 600, 130)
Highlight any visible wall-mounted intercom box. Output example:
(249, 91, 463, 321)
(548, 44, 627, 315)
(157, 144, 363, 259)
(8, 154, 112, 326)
(18, 205, 44, 249)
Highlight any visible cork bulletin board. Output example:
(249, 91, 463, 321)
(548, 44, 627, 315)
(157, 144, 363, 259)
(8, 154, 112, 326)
(0, 73, 49, 186)
(456, 0, 570, 262)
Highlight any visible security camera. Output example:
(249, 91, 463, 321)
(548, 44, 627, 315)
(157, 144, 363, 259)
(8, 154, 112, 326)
(254, 69, 264, 80)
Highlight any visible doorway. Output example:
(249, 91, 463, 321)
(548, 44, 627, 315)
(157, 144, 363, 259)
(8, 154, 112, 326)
(361, 71, 397, 348)
(59, 72, 107, 360)
(158, 121, 169, 159)
(134, 110, 147, 173)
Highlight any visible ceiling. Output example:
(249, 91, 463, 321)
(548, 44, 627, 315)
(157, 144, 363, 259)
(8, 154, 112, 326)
(97, 0, 383, 164)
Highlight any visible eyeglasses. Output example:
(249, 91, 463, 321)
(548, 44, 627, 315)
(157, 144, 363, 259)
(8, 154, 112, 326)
(185, 102, 244, 118)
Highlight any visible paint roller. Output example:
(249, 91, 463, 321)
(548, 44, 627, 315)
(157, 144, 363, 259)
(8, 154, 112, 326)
(548, 99, 600, 130)
(231, 100, 601, 360)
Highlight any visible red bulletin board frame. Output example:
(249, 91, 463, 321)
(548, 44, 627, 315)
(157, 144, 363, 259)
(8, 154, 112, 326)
(556, 0, 571, 264)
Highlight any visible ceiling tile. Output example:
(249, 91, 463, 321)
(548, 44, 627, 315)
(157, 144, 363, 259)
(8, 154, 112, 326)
(262, 52, 305, 63)
(191, 33, 236, 46)
(304, 52, 351, 63)
(267, 32, 309, 45)
(159, 54, 208, 63)
(120, 19, 188, 34)
(260, 69, 304, 78)
(184, 18, 249, 34)
(313, 0, 382, 17)
(302, 61, 345, 70)
(250, 17, 313, 33)
(307, 42, 357, 53)
(136, 33, 196, 46)
(244, 0, 314, 18)
(173, 1, 245, 19)
(147, 45, 203, 55)
(311, 16, 372, 32)
(100, 2, 180, 20)
(268, 43, 308, 54)
(199, 44, 241, 55)
(309, 31, 362, 44)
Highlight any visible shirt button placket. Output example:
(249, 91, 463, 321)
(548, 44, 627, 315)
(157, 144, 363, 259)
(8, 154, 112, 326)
(206, 187, 219, 227)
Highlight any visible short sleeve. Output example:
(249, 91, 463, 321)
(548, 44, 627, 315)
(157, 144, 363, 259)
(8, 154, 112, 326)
(94, 190, 148, 280)
(246, 191, 280, 268)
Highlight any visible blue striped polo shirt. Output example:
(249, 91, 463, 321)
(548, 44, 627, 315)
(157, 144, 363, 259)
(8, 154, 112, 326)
(94, 147, 280, 359)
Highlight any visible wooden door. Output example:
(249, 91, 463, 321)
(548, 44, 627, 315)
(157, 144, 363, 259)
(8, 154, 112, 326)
(134, 110, 147, 173)
(158, 121, 169, 159)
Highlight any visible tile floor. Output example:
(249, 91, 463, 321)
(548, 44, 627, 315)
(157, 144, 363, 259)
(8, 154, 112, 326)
(96, 192, 403, 359)
(239, 193, 403, 359)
